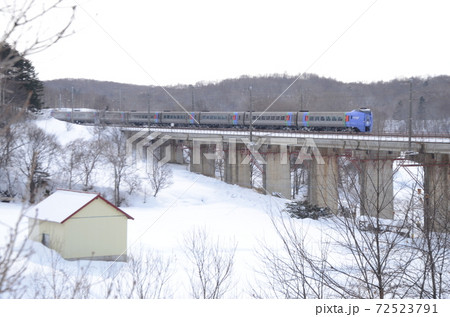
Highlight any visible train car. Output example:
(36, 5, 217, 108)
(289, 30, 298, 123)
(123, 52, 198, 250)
(299, 111, 347, 131)
(245, 111, 297, 128)
(198, 111, 245, 127)
(346, 108, 373, 132)
(73, 110, 97, 124)
(101, 111, 128, 125)
(159, 111, 199, 126)
(51, 110, 73, 122)
(128, 111, 162, 125)
(298, 108, 373, 132)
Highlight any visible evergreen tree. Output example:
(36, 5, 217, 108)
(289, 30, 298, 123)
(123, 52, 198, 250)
(417, 96, 426, 120)
(0, 42, 43, 111)
(393, 100, 403, 120)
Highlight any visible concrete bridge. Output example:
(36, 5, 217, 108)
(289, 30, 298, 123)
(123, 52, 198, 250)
(124, 127, 450, 231)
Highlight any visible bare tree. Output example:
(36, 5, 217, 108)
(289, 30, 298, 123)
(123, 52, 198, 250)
(77, 138, 104, 191)
(0, 0, 76, 299)
(0, 210, 33, 298)
(118, 248, 174, 299)
(103, 128, 129, 206)
(16, 124, 60, 203)
(124, 172, 142, 196)
(183, 228, 236, 299)
(253, 215, 331, 299)
(402, 161, 450, 299)
(0, 125, 21, 199)
(1, 1, 76, 125)
(29, 247, 92, 299)
(147, 159, 173, 197)
(255, 152, 421, 299)
(1, 0, 76, 56)
(324, 155, 417, 299)
(59, 139, 84, 189)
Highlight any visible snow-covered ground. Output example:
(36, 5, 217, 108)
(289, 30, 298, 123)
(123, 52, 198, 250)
(1, 113, 293, 298)
(0, 164, 290, 298)
(0, 113, 448, 305)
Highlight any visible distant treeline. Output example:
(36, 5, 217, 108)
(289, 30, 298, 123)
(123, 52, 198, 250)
(43, 74, 450, 129)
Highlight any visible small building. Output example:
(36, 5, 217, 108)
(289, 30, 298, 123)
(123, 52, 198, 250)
(27, 189, 134, 262)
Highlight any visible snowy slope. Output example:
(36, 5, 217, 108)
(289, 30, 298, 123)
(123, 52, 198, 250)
(0, 113, 442, 300)
(1, 113, 294, 298)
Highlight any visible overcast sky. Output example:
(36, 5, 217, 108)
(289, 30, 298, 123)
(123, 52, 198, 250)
(29, 0, 450, 86)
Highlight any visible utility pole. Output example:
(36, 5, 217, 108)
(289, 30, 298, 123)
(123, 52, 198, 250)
(408, 79, 412, 152)
(148, 89, 151, 128)
(299, 93, 304, 112)
(71, 86, 74, 123)
(249, 85, 253, 142)
(190, 85, 195, 111)
(119, 88, 122, 110)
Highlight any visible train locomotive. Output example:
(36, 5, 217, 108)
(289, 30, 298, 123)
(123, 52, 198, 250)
(51, 108, 373, 132)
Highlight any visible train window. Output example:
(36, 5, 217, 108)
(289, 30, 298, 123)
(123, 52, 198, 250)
(320, 116, 325, 121)
(326, 116, 331, 121)
(338, 117, 343, 121)
(332, 116, 337, 121)
(271, 116, 275, 120)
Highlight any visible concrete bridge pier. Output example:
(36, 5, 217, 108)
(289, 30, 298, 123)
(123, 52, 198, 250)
(224, 142, 251, 188)
(421, 153, 449, 232)
(262, 144, 291, 199)
(167, 140, 185, 164)
(189, 142, 216, 177)
(308, 148, 339, 211)
(359, 151, 397, 219)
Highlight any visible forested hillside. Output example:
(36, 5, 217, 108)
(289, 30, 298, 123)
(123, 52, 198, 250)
(43, 74, 450, 125)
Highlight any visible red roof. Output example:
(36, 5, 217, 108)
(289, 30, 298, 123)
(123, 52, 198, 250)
(27, 189, 134, 223)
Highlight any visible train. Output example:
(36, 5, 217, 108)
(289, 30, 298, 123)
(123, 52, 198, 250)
(50, 108, 373, 132)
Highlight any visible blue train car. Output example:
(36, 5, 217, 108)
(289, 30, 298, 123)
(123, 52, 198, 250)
(345, 108, 373, 132)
